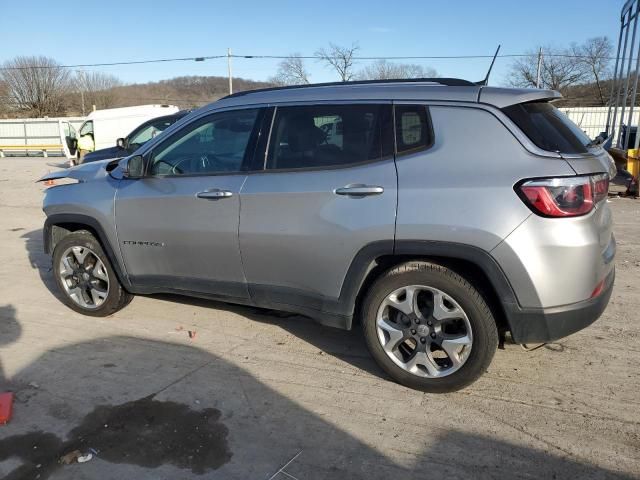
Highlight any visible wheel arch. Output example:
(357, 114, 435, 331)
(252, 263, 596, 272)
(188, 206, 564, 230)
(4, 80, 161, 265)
(44, 214, 130, 289)
(343, 241, 519, 335)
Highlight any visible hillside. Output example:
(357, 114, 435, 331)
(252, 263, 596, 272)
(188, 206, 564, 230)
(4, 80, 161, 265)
(108, 76, 274, 110)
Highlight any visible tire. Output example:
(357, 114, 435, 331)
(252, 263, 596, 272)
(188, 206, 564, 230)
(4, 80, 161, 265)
(362, 261, 498, 393)
(52, 230, 132, 316)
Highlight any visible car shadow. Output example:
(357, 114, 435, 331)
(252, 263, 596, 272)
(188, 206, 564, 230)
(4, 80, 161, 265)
(0, 306, 634, 479)
(21, 228, 387, 380)
(21, 229, 65, 303)
(155, 292, 387, 379)
(0, 304, 22, 388)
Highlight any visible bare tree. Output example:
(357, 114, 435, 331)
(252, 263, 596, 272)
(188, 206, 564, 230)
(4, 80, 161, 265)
(0, 56, 71, 116)
(315, 43, 360, 81)
(0, 80, 8, 116)
(269, 54, 310, 86)
(357, 60, 438, 80)
(75, 71, 122, 111)
(508, 45, 589, 93)
(574, 37, 612, 105)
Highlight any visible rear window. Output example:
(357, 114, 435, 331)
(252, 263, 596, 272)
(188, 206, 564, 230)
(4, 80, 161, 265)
(502, 102, 591, 154)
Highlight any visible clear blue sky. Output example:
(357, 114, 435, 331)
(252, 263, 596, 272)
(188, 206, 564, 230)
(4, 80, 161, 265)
(1, 0, 626, 86)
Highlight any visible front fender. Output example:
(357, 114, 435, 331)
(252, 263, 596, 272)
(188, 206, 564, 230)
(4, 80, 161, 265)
(44, 213, 131, 289)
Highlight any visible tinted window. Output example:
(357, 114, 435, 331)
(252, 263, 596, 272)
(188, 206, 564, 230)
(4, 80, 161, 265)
(395, 105, 431, 154)
(266, 104, 393, 170)
(150, 109, 258, 176)
(502, 102, 591, 154)
(129, 118, 176, 149)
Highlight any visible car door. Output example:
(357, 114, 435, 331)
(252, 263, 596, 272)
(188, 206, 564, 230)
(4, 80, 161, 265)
(239, 103, 397, 317)
(115, 107, 263, 300)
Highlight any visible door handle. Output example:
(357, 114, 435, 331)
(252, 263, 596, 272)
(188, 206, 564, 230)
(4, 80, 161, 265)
(334, 185, 384, 196)
(196, 189, 233, 200)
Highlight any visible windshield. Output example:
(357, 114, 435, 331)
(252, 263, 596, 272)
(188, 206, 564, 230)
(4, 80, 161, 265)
(502, 102, 592, 154)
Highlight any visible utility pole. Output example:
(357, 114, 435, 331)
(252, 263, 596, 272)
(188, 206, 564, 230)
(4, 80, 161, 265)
(227, 48, 233, 95)
(76, 70, 86, 116)
(535, 47, 543, 89)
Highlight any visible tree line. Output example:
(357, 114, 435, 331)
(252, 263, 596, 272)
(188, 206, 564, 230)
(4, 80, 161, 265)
(0, 37, 617, 118)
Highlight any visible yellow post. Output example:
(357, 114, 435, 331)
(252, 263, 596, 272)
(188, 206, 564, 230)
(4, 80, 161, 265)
(627, 149, 640, 178)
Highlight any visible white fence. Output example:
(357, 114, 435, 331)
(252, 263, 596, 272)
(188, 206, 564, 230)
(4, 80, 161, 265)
(559, 107, 612, 140)
(0, 117, 85, 156)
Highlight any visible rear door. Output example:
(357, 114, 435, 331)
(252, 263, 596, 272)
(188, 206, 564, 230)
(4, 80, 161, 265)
(239, 103, 397, 317)
(115, 108, 263, 300)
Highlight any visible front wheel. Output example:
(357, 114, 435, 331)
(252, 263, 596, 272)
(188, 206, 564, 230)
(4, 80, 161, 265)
(52, 231, 132, 316)
(362, 261, 498, 393)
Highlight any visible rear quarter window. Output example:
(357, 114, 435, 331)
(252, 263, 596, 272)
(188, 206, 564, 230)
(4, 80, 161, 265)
(395, 105, 432, 154)
(502, 102, 591, 154)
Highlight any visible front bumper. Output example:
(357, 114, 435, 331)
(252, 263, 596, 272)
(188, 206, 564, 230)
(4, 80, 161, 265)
(505, 268, 615, 344)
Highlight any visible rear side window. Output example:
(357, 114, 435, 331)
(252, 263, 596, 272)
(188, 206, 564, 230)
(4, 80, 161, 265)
(266, 104, 393, 170)
(394, 105, 432, 154)
(502, 102, 591, 154)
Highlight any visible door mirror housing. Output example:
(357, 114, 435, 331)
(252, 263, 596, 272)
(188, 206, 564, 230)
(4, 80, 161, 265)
(122, 155, 145, 179)
(116, 137, 126, 149)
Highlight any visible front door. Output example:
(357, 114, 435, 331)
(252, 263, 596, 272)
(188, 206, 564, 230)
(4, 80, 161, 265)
(115, 108, 262, 300)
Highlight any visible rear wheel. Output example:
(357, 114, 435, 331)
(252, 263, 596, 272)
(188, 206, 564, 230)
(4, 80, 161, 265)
(362, 261, 498, 392)
(52, 231, 132, 316)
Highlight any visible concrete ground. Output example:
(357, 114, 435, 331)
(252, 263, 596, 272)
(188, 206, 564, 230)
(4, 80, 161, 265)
(0, 157, 639, 479)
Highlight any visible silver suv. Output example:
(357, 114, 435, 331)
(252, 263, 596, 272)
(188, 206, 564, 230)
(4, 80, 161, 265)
(40, 79, 617, 392)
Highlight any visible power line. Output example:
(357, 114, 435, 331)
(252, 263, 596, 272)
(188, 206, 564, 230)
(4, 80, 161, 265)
(0, 55, 225, 70)
(0, 52, 634, 71)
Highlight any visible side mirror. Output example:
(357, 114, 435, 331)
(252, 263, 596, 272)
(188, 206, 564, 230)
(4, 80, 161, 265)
(116, 138, 126, 149)
(122, 155, 145, 179)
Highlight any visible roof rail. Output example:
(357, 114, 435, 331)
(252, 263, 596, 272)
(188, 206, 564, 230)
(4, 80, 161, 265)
(222, 77, 476, 99)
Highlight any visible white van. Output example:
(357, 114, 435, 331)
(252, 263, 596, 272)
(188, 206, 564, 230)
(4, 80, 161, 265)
(64, 105, 179, 163)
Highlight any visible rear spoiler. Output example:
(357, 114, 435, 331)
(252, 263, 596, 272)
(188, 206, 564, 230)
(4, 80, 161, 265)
(478, 87, 562, 109)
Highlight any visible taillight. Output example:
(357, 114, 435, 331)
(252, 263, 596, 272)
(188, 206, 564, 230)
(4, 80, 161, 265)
(592, 173, 609, 203)
(517, 174, 608, 218)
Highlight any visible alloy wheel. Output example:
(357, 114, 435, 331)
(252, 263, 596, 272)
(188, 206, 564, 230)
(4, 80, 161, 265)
(58, 246, 110, 309)
(375, 285, 473, 378)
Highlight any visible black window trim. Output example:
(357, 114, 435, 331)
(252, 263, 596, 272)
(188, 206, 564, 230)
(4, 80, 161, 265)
(392, 102, 435, 158)
(140, 107, 266, 179)
(258, 101, 396, 174)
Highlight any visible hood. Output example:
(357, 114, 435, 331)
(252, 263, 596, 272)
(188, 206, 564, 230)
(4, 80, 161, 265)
(82, 146, 126, 163)
(37, 159, 112, 183)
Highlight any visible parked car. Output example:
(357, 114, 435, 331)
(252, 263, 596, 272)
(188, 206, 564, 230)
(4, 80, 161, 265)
(82, 111, 191, 163)
(68, 104, 179, 164)
(39, 79, 616, 392)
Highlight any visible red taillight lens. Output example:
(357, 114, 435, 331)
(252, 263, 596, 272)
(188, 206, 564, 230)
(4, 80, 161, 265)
(592, 173, 609, 203)
(518, 174, 608, 218)
(590, 279, 605, 298)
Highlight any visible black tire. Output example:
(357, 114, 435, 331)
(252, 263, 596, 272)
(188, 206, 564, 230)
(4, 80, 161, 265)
(52, 230, 132, 316)
(362, 261, 498, 393)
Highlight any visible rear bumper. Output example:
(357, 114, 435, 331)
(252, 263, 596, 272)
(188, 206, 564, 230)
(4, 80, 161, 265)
(505, 268, 615, 344)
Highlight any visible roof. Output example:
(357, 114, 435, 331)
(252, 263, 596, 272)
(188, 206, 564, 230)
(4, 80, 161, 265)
(205, 78, 561, 112)
(86, 104, 179, 120)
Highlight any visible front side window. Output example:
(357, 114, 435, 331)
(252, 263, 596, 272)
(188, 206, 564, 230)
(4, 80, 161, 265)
(129, 118, 176, 150)
(395, 105, 431, 154)
(150, 109, 258, 176)
(79, 120, 93, 137)
(128, 125, 159, 149)
(266, 104, 393, 170)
